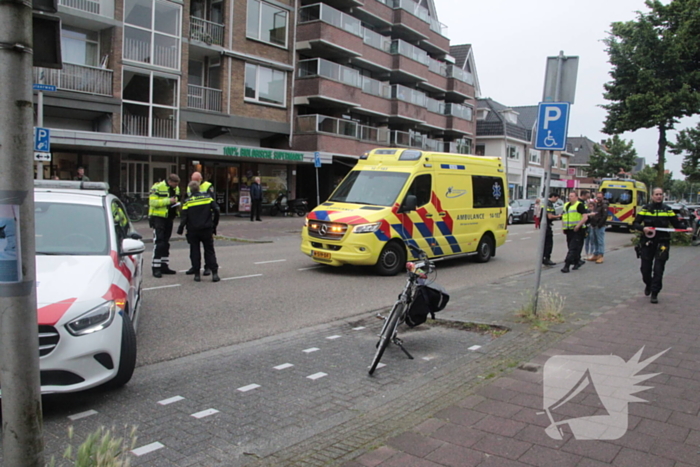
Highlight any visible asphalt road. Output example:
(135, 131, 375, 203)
(136, 223, 634, 366)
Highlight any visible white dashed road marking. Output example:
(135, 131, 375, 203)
(303, 347, 320, 353)
(521, 237, 531, 240)
(144, 284, 181, 291)
(326, 335, 341, 340)
(469, 345, 482, 351)
(131, 442, 164, 457)
(237, 384, 261, 392)
(307, 372, 327, 380)
(352, 326, 366, 331)
(254, 259, 286, 265)
(274, 363, 294, 370)
(68, 410, 97, 421)
(221, 274, 263, 281)
(158, 396, 184, 406)
(191, 409, 219, 419)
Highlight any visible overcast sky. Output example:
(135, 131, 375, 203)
(433, 0, 699, 179)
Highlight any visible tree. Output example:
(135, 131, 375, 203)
(634, 165, 673, 192)
(669, 122, 700, 182)
(587, 135, 638, 179)
(601, 0, 700, 188)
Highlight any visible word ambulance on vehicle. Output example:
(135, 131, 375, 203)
(301, 148, 509, 275)
(599, 178, 648, 229)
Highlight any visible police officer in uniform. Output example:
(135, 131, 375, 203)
(632, 187, 686, 303)
(177, 181, 220, 282)
(561, 191, 589, 273)
(149, 173, 180, 278)
(543, 192, 562, 266)
(185, 171, 215, 276)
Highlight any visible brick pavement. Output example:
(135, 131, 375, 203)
(328, 246, 700, 467)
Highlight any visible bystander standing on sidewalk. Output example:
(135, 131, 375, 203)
(250, 176, 263, 222)
(533, 198, 542, 229)
(587, 191, 609, 263)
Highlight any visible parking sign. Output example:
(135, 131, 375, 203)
(314, 151, 321, 168)
(535, 103, 570, 151)
(34, 127, 51, 152)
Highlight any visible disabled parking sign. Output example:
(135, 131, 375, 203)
(535, 103, 570, 151)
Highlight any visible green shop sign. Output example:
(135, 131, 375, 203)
(223, 146, 304, 162)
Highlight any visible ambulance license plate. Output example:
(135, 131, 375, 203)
(312, 250, 332, 261)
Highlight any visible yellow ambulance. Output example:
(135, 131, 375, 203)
(599, 178, 648, 229)
(300, 148, 509, 275)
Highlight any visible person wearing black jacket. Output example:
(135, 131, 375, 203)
(632, 187, 686, 303)
(250, 176, 263, 222)
(177, 181, 220, 282)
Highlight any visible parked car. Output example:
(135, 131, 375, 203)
(509, 199, 535, 223)
(32, 180, 145, 394)
(667, 203, 692, 229)
(507, 204, 513, 225)
(553, 199, 564, 216)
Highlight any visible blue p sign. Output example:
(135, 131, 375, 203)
(535, 103, 570, 151)
(314, 151, 321, 168)
(35, 127, 51, 152)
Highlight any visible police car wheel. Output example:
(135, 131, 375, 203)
(104, 311, 137, 389)
(375, 242, 406, 276)
(475, 235, 494, 263)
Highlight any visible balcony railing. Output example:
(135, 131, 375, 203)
(123, 36, 179, 70)
(33, 63, 113, 96)
(391, 84, 427, 107)
(362, 76, 391, 99)
(123, 114, 177, 139)
(297, 114, 390, 145)
(190, 16, 225, 46)
(299, 3, 361, 37)
(445, 103, 473, 121)
(428, 57, 447, 76)
(448, 138, 472, 155)
(393, 0, 448, 37)
(59, 0, 99, 14)
(447, 65, 474, 85)
(426, 97, 445, 115)
(390, 39, 429, 66)
(298, 58, 390, 99)
(391, 130, 441, 151)
(362, 27, 391, 52)
(187, 84, 222, 112)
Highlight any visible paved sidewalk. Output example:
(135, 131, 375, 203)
(334, 247, 700, 467)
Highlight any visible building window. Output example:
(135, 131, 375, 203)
(123, 0, 181, 70)
(476, 109, 489, 120)
(507, 145, 519, 160)
(61, 27, 99, 66)
(529, 151, 540, 164)
(552, 153, 559, 168)
(247, 0, 288, 48)
(475, 144, 485, 156)
(561, 157, 568, 169)
(122, 69, 179, 139)
(244, 63, 286, 107)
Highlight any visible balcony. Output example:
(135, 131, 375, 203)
(392, 0, 449, 53)
(33, 63, 113, 96)
(59, 0, 100, 15)
(123, 114, 177, 139)
(391, 130, 442, 151)
(299, 3, 362, 37)
(190, 17, 225, 47)
(447, 138, 472, 155)
(445, 103, 473, 121)
(187, 85, 222, 112)
(294, 114, 390, 155)
(391, 84, 426, 123)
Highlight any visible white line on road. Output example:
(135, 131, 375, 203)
(68, 410, 97, 421)
(352, 326, 366, 331)
(131, 442, 164, 457)
(191, 409, 219, 419)
(221, 274, 263, 281)
(144, 284, 181, 291)
(307, 372, 327, 380)
(303, 347, 320, 353)
(506, 240, 513, 243)
(254, 259, 287, 265)
(326, 335, 341, 340)
(274, 363, 294, 370)
(237, 384, 261, 392)
(521, 237, 531, 240)
(469, 345, 482, 351)
(157, 396, 184, 406)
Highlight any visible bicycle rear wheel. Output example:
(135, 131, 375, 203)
(369, 302, 404, 375)
(126, 202, 144, 223)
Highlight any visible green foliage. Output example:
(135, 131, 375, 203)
(601, 0, 700, 188)
(48, 426, 138, 467)
(634, 165, 673, 193)
(588, 135, 638, 179)
(669, 121, 700, 182)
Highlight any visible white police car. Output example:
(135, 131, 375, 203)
(34, 180, 145, 393)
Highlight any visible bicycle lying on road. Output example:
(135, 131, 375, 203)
(368, 244, 448, 375)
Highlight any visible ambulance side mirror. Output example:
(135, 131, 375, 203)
(402, 195, 417, 213)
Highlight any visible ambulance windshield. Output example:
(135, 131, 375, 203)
(602, 188, 633, 205)
(330, 170, 409, 207)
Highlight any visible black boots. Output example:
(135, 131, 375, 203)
(650, 293, 658, 304)
(212, 272, 220, 282)
(203, 268, 211, 276)
(543, 259, 556, 266)
(160, 266, 177, 275)
(644, 285, 651, 296)
(194, 273, 201, 282)
(561, 264, 570, 273)
(185, 267, 197, 275)
(152, 267, 162, 278)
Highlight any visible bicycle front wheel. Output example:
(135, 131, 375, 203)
(126, 202, 144, 223)
(369, 302, 404, 375)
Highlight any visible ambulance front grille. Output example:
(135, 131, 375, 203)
(308, 221, 347, 240)
(39, 325, 60, 357)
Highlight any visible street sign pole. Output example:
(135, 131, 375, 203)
(0, 0, 45, 464)
(314, 151, 321, 206)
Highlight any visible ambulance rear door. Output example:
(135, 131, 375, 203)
(432, 166, 475, 255)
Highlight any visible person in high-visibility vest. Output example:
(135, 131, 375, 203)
(185, 171, 215, 276)
(177, 181, 220, 282)
(149, 173, 180, 278)
(632, 187, 686, 303)
(560, 191, 589, 273)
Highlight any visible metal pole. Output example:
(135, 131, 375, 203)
(315, 166, 320, 207)
(532, 51, 565, 315)
(0, 0, 45, 465)
(37, 89, 43, 179)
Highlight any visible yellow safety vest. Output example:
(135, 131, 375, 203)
(187, 181, 213, 197)
(562, 201, 585, 230)
(149, 181, 180, 218)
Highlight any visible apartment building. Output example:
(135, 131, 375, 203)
(568, 136, 601, 192)
(289, 1, 477, 200)
(34, 0, 478, 209)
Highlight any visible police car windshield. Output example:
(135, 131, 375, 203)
(330, 171, 410, 207)
(602, 189, 633, 205)
(35, 202, 109, 255)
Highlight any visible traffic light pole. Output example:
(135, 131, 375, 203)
(0, 0, 45, 465)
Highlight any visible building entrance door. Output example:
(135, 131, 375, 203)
(203, 164, 239, 214)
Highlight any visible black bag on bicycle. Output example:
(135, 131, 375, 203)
(405, 283, 449, 328)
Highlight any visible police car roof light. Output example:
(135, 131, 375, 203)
(34, 180, 110, 191)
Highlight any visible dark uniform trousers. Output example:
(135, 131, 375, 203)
(188, 228, 217, 272)
(544, 224, 554, 261)
(564, 228, 586, 266)
(152, 217, 174, 270)
(640, 239, 670, 294)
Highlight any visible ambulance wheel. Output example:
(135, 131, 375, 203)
(474, 235, 494, 263)
(375, 241, 406, 276)
(104, 312, 137, 389)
